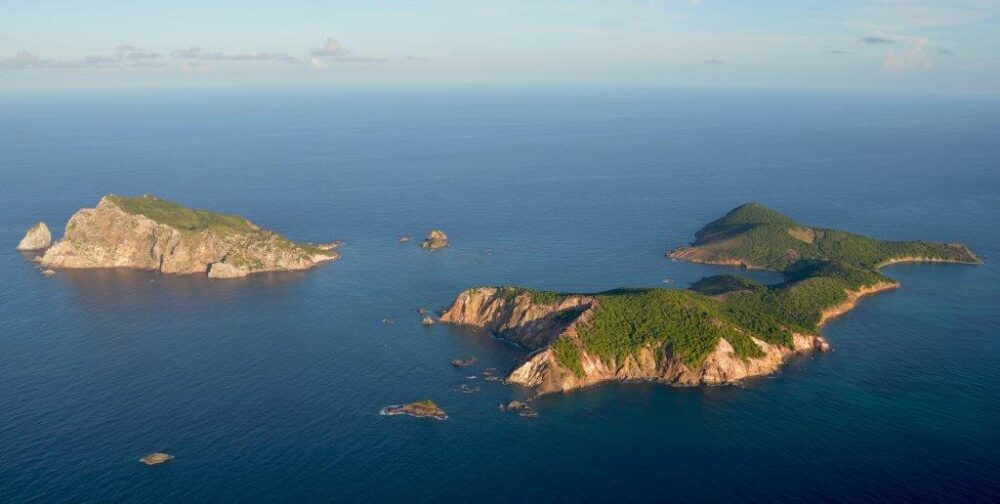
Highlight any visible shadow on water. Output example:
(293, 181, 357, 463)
(49, 266, 313, 310)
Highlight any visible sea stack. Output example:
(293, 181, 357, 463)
(16, 222, 52, 251)
(420, 229, 449, 250)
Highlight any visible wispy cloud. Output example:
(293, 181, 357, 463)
(858, 36, 895, 45)
(0, 46, 163, 69)
(308, 37, 384, 68)
(171, 46, 300, 64)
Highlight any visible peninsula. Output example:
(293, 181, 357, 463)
(441, 203, 979, 396)
(35, 194, 339, 279)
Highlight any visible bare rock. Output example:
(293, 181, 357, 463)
(420, 229, 449, 250)
(140, 452, 174, 465)
(17, 222, 52, 251)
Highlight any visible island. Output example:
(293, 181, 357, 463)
(380, 400, 448, 420)
(440, 203, 979, 396)
(34, 194, 340, 279)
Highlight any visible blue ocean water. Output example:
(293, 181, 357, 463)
(0, 87, 998, 501)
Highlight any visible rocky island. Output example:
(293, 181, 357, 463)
(441, 203, 979, 396)
(380, 400, 448, 420)
(33, 194, 339, 279)
(139, 452, 174, 466)
(17, 222, 52, 251)
(420, 229, 449, 250)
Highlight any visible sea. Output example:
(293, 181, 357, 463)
(1, 86, 998, 502)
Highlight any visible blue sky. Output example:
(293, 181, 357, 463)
(1, 0, 998, 93)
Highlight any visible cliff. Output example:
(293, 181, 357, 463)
(39, 195, 338, 279)
(440, 287, 828, 396)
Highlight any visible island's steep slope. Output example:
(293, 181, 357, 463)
(40, 195, 338, 278)
(441, 287, 827, 395)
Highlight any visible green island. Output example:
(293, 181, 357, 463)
(36, 194, 339, 279)
(440, 203, 979, 395)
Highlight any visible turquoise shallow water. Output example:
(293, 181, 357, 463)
(0, 87, 998, 501)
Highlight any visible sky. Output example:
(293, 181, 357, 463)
(1, 0, 999, 93)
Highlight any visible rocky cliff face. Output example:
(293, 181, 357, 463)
(440, 287, 828, 396)
(16, 222, 52, 251)
(39, 195, 338, 279)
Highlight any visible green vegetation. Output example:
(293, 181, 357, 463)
(689, 275, 762, 296)
(499, 286, 563, 305)
(552, 338, 585, 378)
(677, 202, 978, 270)
(510, 203, 977, 374)
(107, 194, 256, 234)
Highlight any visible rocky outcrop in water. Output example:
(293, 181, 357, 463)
(380, 400, 447, 420)
(37, 195, 339, 279)
(421, 229, 449, 250)
(17, 222, 52, 251)
(140, 452, 173, 465)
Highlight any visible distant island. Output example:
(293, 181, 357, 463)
(28, 194, 339, 279)
(441, 203, 979, 396)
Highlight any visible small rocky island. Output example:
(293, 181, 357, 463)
(17, 222, 52, 251)
(27, 194, 339, 279)
(441, 203, 979, 396)
(420, 229, 449, 250)
(380, 400, 447, 420)
(140, 452, 174, 466)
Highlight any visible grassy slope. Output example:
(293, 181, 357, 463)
(105, 195, 331, 260)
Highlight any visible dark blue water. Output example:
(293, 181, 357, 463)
(1, 87, 998, 502)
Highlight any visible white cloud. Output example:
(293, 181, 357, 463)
(882, 35, 932, 73)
